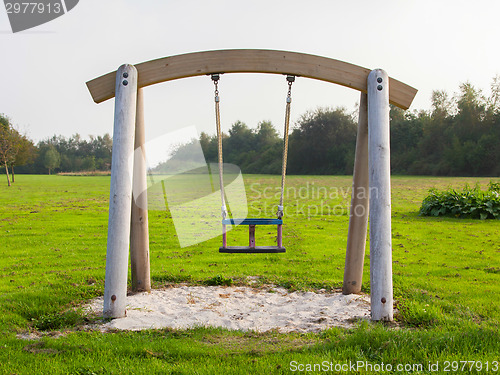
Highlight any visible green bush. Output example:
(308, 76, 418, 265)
(419, 181, 500, 219)
(204, 275, 233, 286)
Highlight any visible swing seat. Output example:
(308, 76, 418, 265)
(222, 218, 282, 225)
(219, 218, 286, 253)
(211, 74, 293, 255)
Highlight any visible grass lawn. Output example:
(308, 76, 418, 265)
(0, 174, 498, 374)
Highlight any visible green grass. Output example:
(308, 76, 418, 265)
(0, 175, 499, 374)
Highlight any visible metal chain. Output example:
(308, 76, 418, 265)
(278, 75, 295, 219)
(212, 74, 227, 219)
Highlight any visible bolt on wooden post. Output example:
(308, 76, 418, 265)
(368, 69, 393, 321)
(103, 64, 138, 319)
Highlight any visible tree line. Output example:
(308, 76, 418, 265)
(0, 113, 112, 186)
(187, 107, 357, 176)
(2, 77, 500, 186)
(174, 78, 500, 177)
(391, 78, 500, 175)
(34, 133, 113, 174)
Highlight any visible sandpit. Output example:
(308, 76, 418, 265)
(87, 285, 370, 333)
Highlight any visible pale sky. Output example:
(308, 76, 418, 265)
(1, 0, 500, 144)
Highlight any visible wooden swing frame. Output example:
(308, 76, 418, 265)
(86, 49, 417, 321)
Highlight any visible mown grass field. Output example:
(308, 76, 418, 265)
(0, 175, 498, 374)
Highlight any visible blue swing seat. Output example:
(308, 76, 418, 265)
(219, 218, 285, 253)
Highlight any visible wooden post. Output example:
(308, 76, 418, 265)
(368, 69, 393, 321)
(342, 92, 369, 295)
(249, 225, 256, 248)
(277, 224, 283, 248)
(130, 88, 151, 293)
(222, 224, 227, 248)
(103, 64, 138, 319)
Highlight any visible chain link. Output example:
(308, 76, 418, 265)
(287, 76, 294, 97)
(214, 82, 219, 98)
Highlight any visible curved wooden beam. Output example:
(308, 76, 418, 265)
(86, 49, 417, 109)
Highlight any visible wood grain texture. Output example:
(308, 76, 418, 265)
(130, 88, 151, 293)
(343, 92, 369, 295)
(368, 69, 393, 321)
(103, 64, 138, 319)
(86, 49, 417, 109)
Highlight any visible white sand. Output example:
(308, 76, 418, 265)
(87, 285, 370, 333)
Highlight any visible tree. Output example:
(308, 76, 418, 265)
(82, 155, 96, 171)
(487, 75, 500, 116)
(225, 121, 254, 162)
(246, 121, 281, 173)
(288, 107, 357, 174)
(0, 114, 18, 186)
(255, 121, 279, 149)
(390, 106, 424, 173)
(431, 90, 454, 119)
(11, 133, 36, 182)
(43, 145, 60, 175)
(455, 82, 486, 122)
(199, 132, 218, 163)
(92, 134, 113, 170)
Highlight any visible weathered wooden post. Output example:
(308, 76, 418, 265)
(342, 92, 369, 295)
(103, 64, 138, 318)
(367, 69, 393, 321)
(130, 88, 151, 292)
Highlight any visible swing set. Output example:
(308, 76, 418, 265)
(86, 49, 417, 321)
(211, 73, 295, 254)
